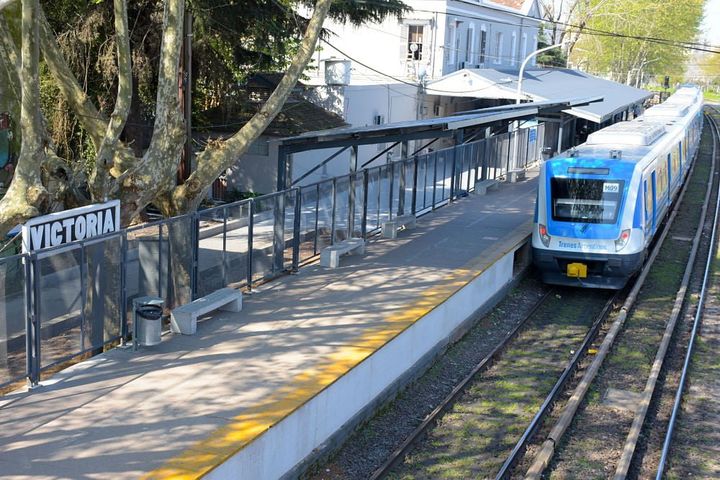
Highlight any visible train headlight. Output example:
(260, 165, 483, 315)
(539, 223, 551, 247)
(615, 229, 631, 252)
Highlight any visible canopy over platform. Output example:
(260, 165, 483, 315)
(275, 97, 601, 154)
(273, 97, 601, 190)
(426, 68, 652, 124)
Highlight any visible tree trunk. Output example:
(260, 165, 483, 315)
(0, 0, 47, 235)
(171, 0, 334, 212)
(89, 0, 132, 200)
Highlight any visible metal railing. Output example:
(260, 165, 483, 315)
(0, 124, 544, 388)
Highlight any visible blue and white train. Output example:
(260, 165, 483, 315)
(533, 87, 704, 289)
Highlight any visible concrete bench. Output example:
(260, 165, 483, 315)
(320, 238, 366, 269)
(381, 214, 417, 239)
(171, 287, 242, 335)
(507, 169, 526, 183)
(474, 179, 499, 195)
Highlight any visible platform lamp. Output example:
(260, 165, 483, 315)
(509, 42, 566, 169)
(516, 42, 565, 104)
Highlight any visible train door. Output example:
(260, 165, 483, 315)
(644, 173, 656, 236)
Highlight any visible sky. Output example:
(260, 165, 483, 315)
(700, 0, 720, 46)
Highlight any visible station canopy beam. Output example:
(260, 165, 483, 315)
(274, 97, 602, 191)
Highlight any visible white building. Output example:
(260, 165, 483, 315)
(291, 0, 543, 186)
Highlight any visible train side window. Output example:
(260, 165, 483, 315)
(679, 141, 683, 163)
(644, 178, 653, 231)
(656, 158, 668, 201)
(671, 146, 680, 180)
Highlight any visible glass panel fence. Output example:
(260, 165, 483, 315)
(299, 184, 320, 262)
(0, 254, 27, 387)
(35, 246, 83, 369)
(225, 202, 250, 287)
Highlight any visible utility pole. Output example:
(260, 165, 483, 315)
(178, 8, 193, 183)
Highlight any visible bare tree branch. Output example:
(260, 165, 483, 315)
(89, 0, 132, 199)
(172, 0, 334, 211)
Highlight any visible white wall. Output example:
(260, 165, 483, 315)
(225, 138, 279, 195)
(304, 0, 541, 87)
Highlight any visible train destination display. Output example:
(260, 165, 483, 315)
(21, 200, 121, 252)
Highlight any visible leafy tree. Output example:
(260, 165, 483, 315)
(0, 0, 407, 237)
(536, 23, 568, 67)
(568, 0, 704, 85)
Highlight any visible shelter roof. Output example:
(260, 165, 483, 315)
(426, 67, 652, 124)
(275, 97, 601, 153)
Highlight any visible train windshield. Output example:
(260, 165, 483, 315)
(551, 178, 624, 224)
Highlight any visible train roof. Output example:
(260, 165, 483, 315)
(551, 86, 703, 166)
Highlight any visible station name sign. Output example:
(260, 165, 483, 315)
(22, 200, 121, 253)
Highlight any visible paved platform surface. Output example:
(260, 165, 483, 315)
(0, 171, 538, 480)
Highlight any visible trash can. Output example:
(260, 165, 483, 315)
(133, 296, 164, 347)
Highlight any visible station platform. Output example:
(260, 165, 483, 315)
(0, 170, 538, 480)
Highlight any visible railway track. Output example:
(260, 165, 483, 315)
(366, 110, 719, 480)
(654, 106, 720, 479)
(514, 108, 720, 479)
(307, 108, 719, 480)
(373, 286, 617, 479)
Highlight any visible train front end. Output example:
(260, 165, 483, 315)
(532, 157, 643, 289)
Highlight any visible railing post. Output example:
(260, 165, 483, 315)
(313, 184, 320, 255)
(361, 169, 369, 238)
(222, 206, 228, 287)
(449, 148, 457, 202)
(348, 145, 358, 238)
(431, 153, 438, 210)
(411, 156, 419, 215)
(505, 133, 512, 178)
(158, 223, 164, 299)
(120, 232, 128, 343)
(388, 162, 395, 219)
(29, 255, 40, 387)
(398, 163, 406, 216)
(79, 246, 87, 351)
(272, 193, 286, 274)
(398, 142, 408, 216)
(246, 199, 254, 291)
(330, 178, 337, 245)
(524, 128, 531, 168)
(190, 214, 198, 300)
(292, 188, 302, 271)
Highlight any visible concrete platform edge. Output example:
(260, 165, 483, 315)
(284, 248, 533, 479)
(198, 231, 532, 479)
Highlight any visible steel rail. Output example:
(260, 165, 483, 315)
(614, 110, 719, 479)
(368, 288, 554, 480)
(656, 108, 720, 479)
(494, 290, 618, 480)
(526, 112, 711, 479)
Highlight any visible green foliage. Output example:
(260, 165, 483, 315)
(34, 0, 407, 158)
(700, 52, 720, 86)
(536, 23, 567, 68)
(569, 0, 704, 85)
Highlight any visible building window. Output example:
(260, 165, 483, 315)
(521, 33, 528, 63)
(466, 24, 475, 64)
(408, 25, 424, 60)
(454, 21, 462, 66)
(494, 32, 504, 64)
(448, 21, 457, 65)
(511, 32, 517, 66)
(479, 26, 487, 64)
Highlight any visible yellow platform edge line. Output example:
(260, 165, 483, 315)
(144, 226, 531, 480)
